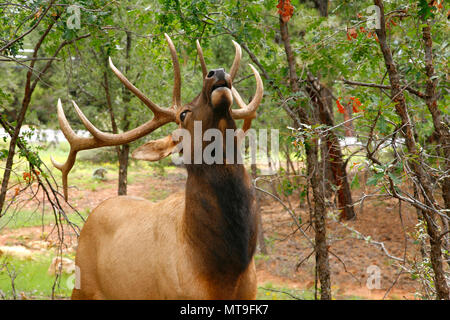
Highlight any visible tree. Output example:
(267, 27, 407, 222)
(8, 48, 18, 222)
(0, 1, 93, 214)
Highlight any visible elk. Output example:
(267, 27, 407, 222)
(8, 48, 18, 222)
(51, 34, 264, 299)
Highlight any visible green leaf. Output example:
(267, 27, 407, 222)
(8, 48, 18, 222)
(62, 28, 76, 41)
(366, 172, 384, 186)
(418, 0, 435, 20)
(351, 174, 360, 190)
(387, 172, 402, 185)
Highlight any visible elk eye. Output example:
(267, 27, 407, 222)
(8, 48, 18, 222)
(179, 110, 190, 122)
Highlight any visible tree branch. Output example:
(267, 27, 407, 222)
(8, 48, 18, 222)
(342, 78, 425, 99)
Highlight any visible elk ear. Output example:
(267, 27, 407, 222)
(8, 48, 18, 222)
(131, 135, 177, 161)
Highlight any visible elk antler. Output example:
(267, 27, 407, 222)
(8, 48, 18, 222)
(196, 40, 208, 79)
(52, 33, 181, 200)
(229, 40, 242, 81)
(196, 39, 263, 132)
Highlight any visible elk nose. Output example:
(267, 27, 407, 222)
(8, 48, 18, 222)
(207, 68, 226, 81)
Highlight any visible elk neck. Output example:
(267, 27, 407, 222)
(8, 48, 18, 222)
(183, 162, 257, 280)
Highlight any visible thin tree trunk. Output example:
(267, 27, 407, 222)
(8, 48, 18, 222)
(414, 185, 428, 261)
(251, 163, 267, 255)
(117, 145, 129, 195)
(343, 102, 354, 137)
(279, 15, 331, 300)
(320, 137, 333, 199)
(313, 0, 329, 17)
(421, 23, 450, 211)
(116, 32, 133, 195)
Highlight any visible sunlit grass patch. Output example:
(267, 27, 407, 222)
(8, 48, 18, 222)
(0, 254, 73, 300)
(0, 209, 87, 230)
(257, 282, 314, 300)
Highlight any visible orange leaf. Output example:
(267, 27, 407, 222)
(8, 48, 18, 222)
(34, 7, 42, 19)
(336, 98, 345, 114)
(348, 28, 358, 39)
(277, 0, 294, 22)
(347, 32, 352, 41)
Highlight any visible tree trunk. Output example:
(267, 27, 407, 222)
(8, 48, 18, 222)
(279, 15, 331, 299)
(105, 32, 134, 196)
(313, 0, 329, 17)
(343, 102, 354, 137)
(306, 137, 332, 300)
(320, 137, 333, 199)
(421, 23, 450, 212)
(251, 163, 267, 255)
(115, 32, 133, 196)
(117, 144, 130, 195)
(305, 78, 356, 220)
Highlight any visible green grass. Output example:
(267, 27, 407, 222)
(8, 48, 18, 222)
(256, 282, 369, 300)
(254, 253, 270, 262)
(0, 254, 73, 299)
(0, 209, 87, 230)
(257, 282, 315, 300)
(0, 141, 179, 195)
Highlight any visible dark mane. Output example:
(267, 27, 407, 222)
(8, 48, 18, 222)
(184, 163, 257, 280)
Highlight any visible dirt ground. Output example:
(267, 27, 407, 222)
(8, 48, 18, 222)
(0, 167, 424, 299)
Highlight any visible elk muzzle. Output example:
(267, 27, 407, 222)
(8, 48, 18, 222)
(208, 68, 233, 110)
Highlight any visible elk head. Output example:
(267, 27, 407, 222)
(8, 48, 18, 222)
(51, 34, 263, 199)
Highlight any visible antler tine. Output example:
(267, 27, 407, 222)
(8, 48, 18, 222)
(229, 40, 242, 81)
(108, 57, 173, 119)
(230, 86, 252, 132)
(231, 64, 264, 131)
(51, 150, 77, 201)
(231, 64, 263, 118)
(70, 100, 172, 144)
(196, 39, 208, 79)
(164, 33, 182, 108)
(50, 99, 104, 200)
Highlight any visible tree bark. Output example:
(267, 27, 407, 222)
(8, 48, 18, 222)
(343, 102, 354, 137)
(307, 139, 331, 300)
(421, 23, 450, 211)
(116, 31, 133, 196)
(313, 0, 328, 17)
(421, 22, 450, 268)
(251, 163, 268, 255)
(319, 139, 333, 199)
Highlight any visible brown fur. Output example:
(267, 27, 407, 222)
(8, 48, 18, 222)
(72, 190, 257, 299)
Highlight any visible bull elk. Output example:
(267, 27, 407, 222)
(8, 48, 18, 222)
(51, 34, 264, 299)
